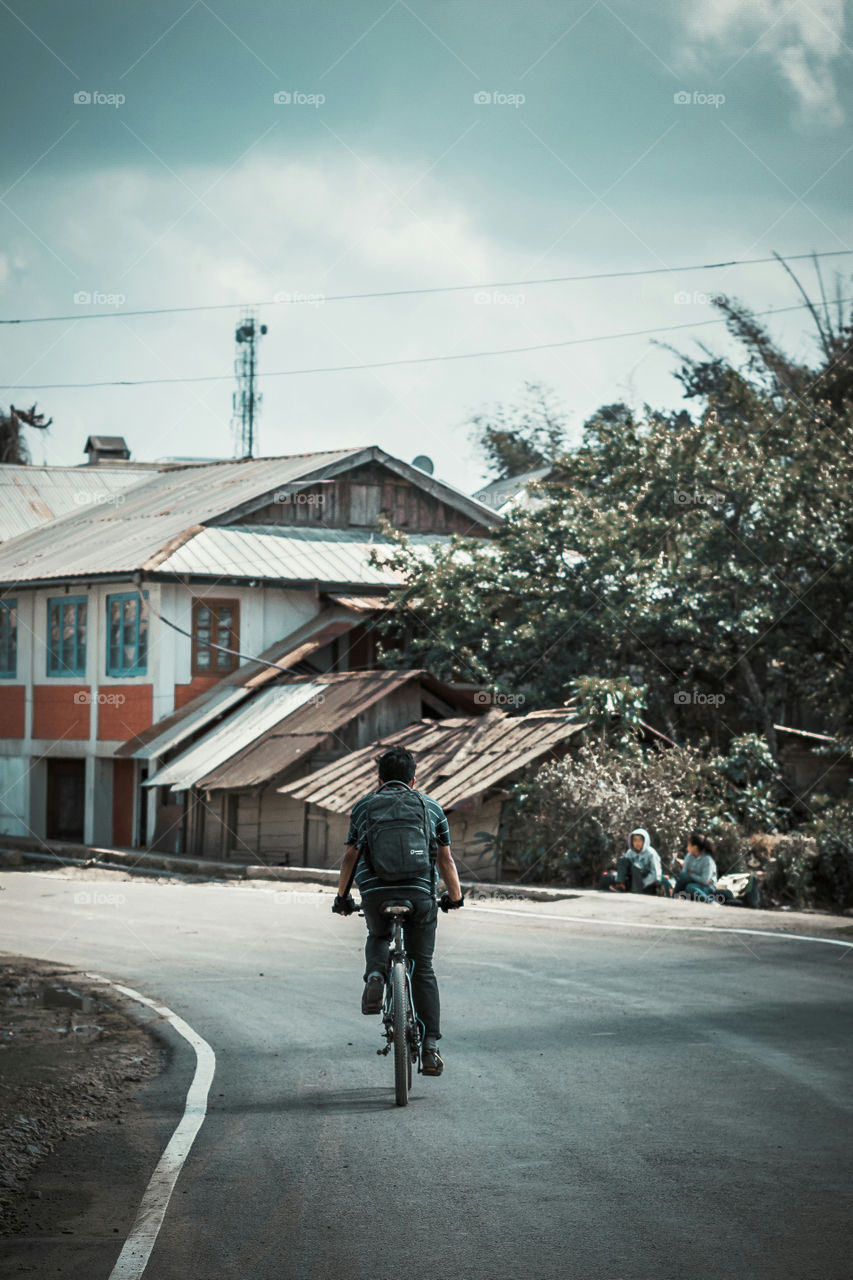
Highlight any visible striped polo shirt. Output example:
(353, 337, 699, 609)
(347, 782, 451, 898)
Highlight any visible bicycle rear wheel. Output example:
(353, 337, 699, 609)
(392, 962, 409, 1106)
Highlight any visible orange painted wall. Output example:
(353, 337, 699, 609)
(0, 686, 26, 738)
(32, 685, 90, 740)
(97, 685, 154, 742)
(112, 758, 136, 847)
(174, 675, 221, 709)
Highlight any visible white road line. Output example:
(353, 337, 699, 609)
(85, 974, 216, 1280)
(468, 905, 853, 950)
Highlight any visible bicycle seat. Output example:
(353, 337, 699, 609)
(381, 899, 414, 916)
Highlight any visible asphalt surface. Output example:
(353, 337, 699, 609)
(1, 869, 851, 1280)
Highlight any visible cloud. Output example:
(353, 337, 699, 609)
(679, 0, 847, 127)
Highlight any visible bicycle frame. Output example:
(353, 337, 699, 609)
(379, 918, 423, 1074)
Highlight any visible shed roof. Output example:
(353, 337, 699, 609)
(278, 708, 584, 810)
(143, 668, 453, 792)
(195, 669, 429, 790)
(115, 606, 364, 759)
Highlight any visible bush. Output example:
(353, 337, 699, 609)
(805, 800, 853, 911)
(505, 739, 711, 886)
(760, 833, 818, 909)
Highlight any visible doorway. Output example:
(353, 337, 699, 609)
(46, 759, 85, 842)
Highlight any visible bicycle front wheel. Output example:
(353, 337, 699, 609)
(392, 962, 409, 1107)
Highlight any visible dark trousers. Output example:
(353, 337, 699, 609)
(616, 855, 659, 895)
(361, 889, 441, 1040)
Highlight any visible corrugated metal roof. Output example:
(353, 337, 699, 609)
(156, 525, 444, 586)
(114, 606, 365, 759)
(145, 682, 326, 791)
(0, 465, 153, 542)
(279, 710, 584, 810)
(325, 594, 395, 612)
(193, 669, 427, 790)
(0, 445, 500, 585)
(125, 684, 253, 761)
(0, 449, 363, 582)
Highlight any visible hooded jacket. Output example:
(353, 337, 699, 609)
(624, 827, 662, 891)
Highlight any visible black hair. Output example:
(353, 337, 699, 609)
(688, 831, 715, 856)
(378, 746, 416, 784)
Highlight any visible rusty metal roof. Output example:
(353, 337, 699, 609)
(146, 681, 329, 791)
(278, 709, 584, 811)
(116, 607, 365, 759)
(325, 594, 395, 612)
(0, 449, 361, 583)
(0, 464, 153, 542)
(195, 669, 431, 790)
(0, 445, 499, 586)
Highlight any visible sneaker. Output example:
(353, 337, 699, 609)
(361, 974, 384, 1015)
(421, 1045, 444, 1076)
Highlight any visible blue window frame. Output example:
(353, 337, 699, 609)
(106, 591, 148, 676)
(47, 596, 87, 676)
(0, 600, 16, 677)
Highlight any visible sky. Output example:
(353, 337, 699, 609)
(1, 0, 851, 492)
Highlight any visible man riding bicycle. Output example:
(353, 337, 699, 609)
(333, 746, 464, 1077)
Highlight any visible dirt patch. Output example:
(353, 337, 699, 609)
(0, 957, 164, 1236)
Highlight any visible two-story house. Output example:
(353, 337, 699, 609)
(0, 445, 498, 850)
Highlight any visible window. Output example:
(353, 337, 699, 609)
(47, 596, 87, 676)
(106, 592, 148, 676)
(192, 599, 239, 675)
(0, 600, 16, 677)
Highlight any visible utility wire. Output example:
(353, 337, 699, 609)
(5, 297, 851, 391)
(2, 249, 852, 326)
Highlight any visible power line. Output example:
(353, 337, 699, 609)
(4, 297, 850, 392)
(2, 249, 852, 326)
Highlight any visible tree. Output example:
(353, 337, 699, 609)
(469, 381, 568, 479)
(0, 404, 52, 464)
(378, 294, 853, 763)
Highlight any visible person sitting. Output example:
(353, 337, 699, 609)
(611, 828, 663, 894)
(672, 832, 718, 903)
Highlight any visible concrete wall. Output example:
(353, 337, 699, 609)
(0, 579, 326, 849)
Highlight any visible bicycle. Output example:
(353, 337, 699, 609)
(358, 898, 422, 1107)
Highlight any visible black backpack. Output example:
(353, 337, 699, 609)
(363, 782, 433, 882)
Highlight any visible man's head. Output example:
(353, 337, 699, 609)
(688, 831, 714, 857)
(631, 833, 644, 852)
(377, 746, 416, 785)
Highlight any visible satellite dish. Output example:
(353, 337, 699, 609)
(412, 455, 434, 475)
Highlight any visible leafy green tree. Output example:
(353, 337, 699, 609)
(379, 296, 853, 764)
(469, 380, 568, 479)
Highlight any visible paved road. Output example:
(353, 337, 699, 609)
(2, 869, 852, 1280)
